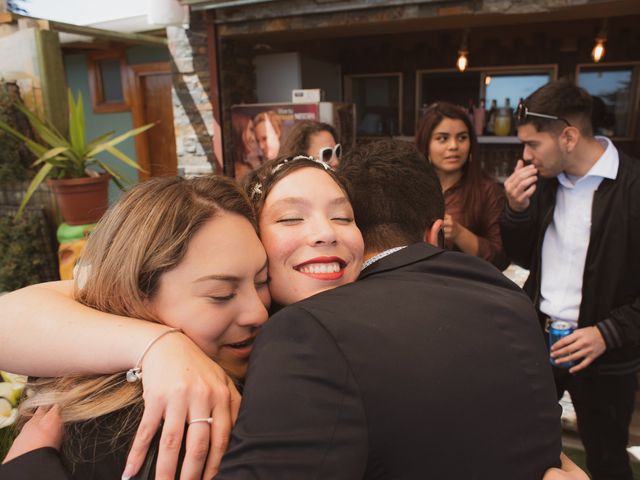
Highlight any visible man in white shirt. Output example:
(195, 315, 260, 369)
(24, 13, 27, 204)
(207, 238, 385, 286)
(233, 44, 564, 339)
(501, 80, 640, 480)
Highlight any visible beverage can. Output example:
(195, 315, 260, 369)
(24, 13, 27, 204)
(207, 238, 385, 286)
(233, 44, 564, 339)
(549, 320, 575, 368)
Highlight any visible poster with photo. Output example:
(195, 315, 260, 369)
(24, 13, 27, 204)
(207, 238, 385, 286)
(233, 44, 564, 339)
(230, 102, 354, 180)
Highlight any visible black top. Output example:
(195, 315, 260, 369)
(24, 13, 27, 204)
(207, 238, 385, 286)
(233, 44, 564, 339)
(0, 406, 174, 480)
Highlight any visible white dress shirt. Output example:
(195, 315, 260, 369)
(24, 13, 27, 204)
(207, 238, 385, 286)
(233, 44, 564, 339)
(539, 137, 619, 326)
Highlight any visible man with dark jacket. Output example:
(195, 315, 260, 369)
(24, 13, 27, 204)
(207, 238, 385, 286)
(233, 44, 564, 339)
(217, 139, 564, 479)
(501, 80, 640, 480)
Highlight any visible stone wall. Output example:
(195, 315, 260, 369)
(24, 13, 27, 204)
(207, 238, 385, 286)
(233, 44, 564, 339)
(167, 12, 218, 176)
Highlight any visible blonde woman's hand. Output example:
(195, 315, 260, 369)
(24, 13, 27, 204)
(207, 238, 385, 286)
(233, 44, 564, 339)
(123, 333, 240, 480)
(3, 406, 63, 464)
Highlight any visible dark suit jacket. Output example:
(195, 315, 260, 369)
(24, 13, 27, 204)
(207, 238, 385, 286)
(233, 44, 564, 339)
(217, 243, 562, 479)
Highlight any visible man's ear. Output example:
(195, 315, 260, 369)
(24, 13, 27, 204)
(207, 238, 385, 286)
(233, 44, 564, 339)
(560, 126, 580, 153)
(424, 219, 444, 247)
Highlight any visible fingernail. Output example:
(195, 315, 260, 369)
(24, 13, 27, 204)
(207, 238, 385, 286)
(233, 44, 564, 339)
(122, 464, 134, 480)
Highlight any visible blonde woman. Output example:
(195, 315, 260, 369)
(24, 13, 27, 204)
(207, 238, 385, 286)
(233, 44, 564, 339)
(0, 175, 271, 478)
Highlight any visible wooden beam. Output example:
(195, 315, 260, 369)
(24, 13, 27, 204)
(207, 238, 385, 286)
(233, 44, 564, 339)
(4, 13, 167, 46)
(46, 21, 168, 46)
(206, 11, 225, 174)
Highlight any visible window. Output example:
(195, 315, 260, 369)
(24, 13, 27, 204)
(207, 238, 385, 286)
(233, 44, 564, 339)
(577, 64, 639, 138)
(344, 73, 402, 136)
(483, 72, 552, 110)
(416, 66, 556, 134)
(87, 50, 130, 113)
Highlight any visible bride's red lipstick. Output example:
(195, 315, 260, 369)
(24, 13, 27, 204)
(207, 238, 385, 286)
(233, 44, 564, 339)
(294, 256, 346, 281)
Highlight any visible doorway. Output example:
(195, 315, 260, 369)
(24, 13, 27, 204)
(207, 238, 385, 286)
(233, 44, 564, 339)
(129, 63, 177, 180)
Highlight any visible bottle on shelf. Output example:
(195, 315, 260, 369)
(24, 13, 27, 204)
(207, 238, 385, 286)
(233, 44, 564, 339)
(486, 99, 498, 135)
(494, 98, 513, 136)
(474, 98, 486, 137)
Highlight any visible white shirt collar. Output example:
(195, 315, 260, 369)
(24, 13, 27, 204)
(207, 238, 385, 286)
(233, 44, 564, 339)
(557, 136, 618, 188)
(361, 246, 407, 271)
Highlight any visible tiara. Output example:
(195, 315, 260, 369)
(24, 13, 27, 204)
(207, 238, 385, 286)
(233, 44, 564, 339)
(272, 155, 332, 173)
(249, 155, 332, 202)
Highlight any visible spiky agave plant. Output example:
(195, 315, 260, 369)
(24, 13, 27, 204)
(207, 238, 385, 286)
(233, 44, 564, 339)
(0, 90, 154, 218)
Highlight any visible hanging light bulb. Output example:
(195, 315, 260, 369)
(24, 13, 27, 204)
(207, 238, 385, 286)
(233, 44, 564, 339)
(457, 50, 468, 72)
(485, 75, 492, 86)
(456, 29, 470, 72)
(591, 37, 606, 63)
(591, 19, 607, 63)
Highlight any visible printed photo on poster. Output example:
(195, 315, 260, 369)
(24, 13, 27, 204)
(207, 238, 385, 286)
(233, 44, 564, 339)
(231, 103, 319, 180)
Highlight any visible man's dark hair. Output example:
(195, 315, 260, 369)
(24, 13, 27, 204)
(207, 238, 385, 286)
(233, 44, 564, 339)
(520, 80, 593, 136)
(337, 139, 444, 253)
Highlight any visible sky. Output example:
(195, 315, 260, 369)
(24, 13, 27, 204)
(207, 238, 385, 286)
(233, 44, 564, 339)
(22, 0, 147, 25)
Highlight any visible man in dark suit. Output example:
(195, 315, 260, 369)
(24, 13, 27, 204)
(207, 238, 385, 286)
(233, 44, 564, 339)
(217, 139, 563, 479)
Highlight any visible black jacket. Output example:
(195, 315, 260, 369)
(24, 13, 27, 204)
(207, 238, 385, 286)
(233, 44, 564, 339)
(218, 243, 561, 479)
(500, 150, 640, 375)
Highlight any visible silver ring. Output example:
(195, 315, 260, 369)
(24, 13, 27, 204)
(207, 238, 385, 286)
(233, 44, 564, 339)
(189, 417, 213, 425)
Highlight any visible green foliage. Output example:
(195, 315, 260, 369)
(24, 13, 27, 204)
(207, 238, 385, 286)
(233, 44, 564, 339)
(0, 83, 35, 183)
(0, 211, 56, 291)
(0, 424, 17, 463)
(0, 90, 154, 218)
(0, 135, 28, 183)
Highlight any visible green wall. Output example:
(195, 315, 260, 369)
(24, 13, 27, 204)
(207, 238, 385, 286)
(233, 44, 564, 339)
(63, 45, 170, 202)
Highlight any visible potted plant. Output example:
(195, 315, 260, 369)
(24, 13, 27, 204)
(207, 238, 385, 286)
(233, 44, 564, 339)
(0, 90, 153, 225)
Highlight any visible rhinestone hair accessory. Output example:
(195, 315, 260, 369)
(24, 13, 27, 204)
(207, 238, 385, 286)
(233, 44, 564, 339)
(249, 155, 332, 202)
(250, 181, 262, 201)
(272, 155, 332, 174)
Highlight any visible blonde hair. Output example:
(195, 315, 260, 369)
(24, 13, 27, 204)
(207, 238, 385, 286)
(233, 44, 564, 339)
(253, 111, 282, 138)
(20, 175, 256, 464)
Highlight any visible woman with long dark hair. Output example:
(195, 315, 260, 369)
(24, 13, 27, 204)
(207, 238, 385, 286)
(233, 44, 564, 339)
(416, 102, 508, 270)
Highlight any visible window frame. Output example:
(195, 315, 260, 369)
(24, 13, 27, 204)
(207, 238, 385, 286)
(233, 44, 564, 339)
(344, 72, 403, 137)
(575, 61, 640, 141)
(87, 49, 131, 113)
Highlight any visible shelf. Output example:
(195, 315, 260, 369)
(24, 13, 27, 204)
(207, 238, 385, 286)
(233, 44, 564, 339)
(478, 136, 521, 144)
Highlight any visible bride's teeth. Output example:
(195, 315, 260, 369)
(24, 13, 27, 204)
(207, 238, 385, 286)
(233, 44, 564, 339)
(299, 262, 341, 274)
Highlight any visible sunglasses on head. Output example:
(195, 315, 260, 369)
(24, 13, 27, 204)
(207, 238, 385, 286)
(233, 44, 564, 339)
(318, 144, 342, 164)
(516, 103, 571, 127)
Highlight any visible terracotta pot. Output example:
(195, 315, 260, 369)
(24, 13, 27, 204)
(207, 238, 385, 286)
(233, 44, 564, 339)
(47, 174, 111, 225)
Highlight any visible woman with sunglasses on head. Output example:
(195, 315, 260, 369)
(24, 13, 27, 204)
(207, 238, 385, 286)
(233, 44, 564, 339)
(416, 101, 509, 270)
(279, 120, 342, 167)
(0, 156, 364, 479)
